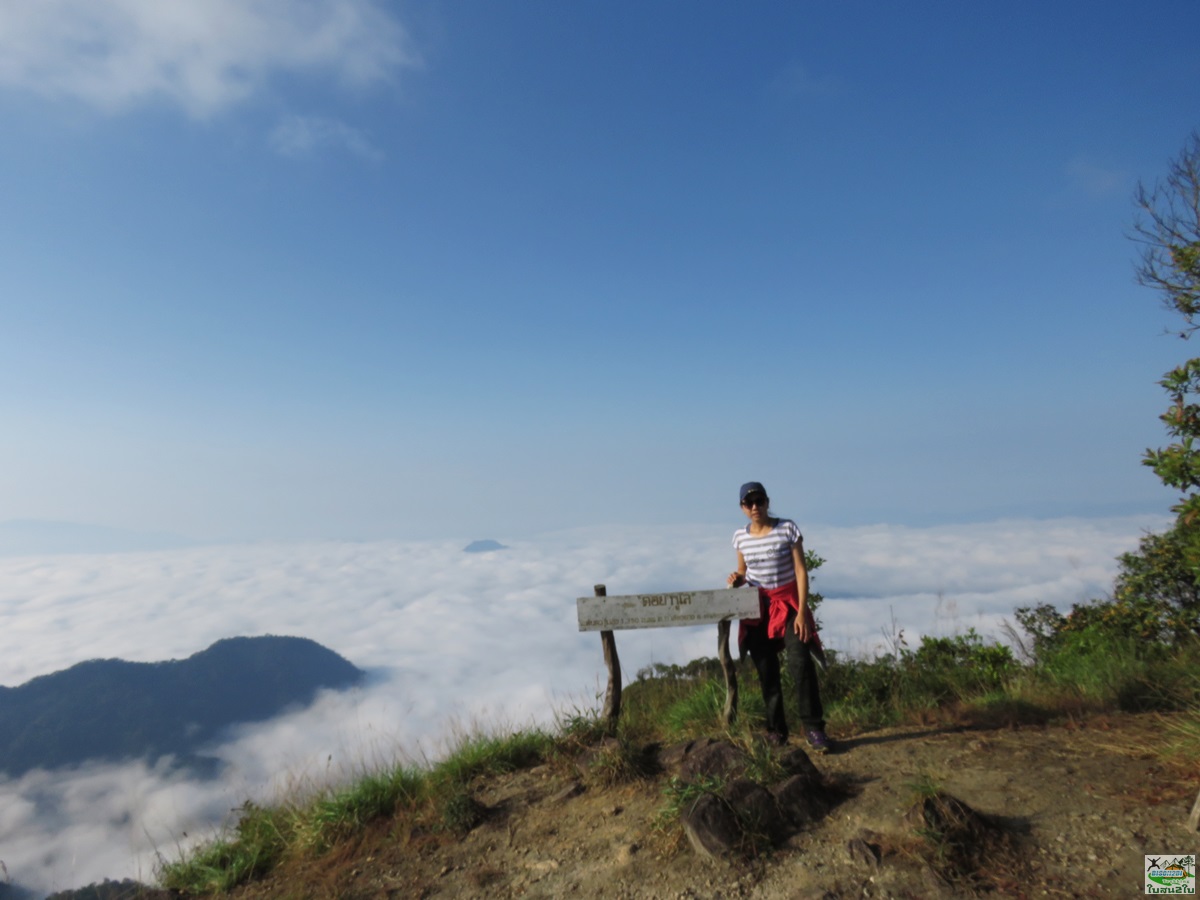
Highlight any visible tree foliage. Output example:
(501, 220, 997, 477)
(1134, 132, 1200, 565)
(804, 548, 826, 627)
(1014, 520, 1200, 658)
(1010, 142, 1200, 659)
(1134, 132, 1200, 335)
(1112, 523, 1200, 640)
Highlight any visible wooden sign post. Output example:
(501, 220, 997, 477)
(577, 585, 760, 730)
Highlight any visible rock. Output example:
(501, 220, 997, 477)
(676, 740, 748, 784)
(771, 774, 830, 828)
(777, 746, 821, 781)
(552, 781, 584, 803)
(669, 736, 840, 859)
(847, 836, 881, 869)
(904, 791, 988, 837)
(681, 792, 742, 860)
(658, 737, 722, 770)
(680, 777, 792, 859)
(904, 789, 1020, 889)
(722, 778, 784, 843)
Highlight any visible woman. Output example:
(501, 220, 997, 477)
(727, 481, 829, 752)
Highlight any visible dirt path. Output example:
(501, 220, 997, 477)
(234, 712, 1198, 899)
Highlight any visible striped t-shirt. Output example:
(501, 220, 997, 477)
(732, 518, 802, 589)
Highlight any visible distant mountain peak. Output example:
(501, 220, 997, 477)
(463, 539, 507, 553)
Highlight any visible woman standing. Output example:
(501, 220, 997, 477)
(726, 481, 830, 752)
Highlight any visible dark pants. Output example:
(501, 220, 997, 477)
(743, 611, 825, 738)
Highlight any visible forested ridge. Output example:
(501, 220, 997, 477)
(0, 635, 363, 777)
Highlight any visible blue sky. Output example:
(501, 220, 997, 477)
(1, 1, 1198, 541)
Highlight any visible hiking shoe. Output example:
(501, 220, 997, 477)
(764, 731, 787, 748)
(805, 729, 830, 754)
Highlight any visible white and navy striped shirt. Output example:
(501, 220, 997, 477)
(733, 518, 802, 589)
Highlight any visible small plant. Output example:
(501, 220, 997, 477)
(904, 771, 944, 802)
(654, 774, 725, 831)
(435, 784, 485, 834)
(555, 707, 609, 751)
(581, 736, 657, 787)
(739, 735, 786, 786)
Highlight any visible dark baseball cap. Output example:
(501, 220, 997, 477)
(739, 482, 768, 503)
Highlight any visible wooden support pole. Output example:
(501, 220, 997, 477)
(595, 584, 622, 729)
(577, 585, 755, 733)
(717, 619, 738, 727)
(1189, 787, 1200, 832)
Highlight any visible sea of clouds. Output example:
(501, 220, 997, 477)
(0, 514, 1167, 895)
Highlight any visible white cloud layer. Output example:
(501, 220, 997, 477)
(0, 515, 1166, 894)
(0, 0, 417, 116)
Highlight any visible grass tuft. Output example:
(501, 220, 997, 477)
(160, 801, 296, 893)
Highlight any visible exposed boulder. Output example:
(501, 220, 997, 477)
(667, 739, 836, 860)
(771, 773, 830, 828)
(680, 792, 743, 860)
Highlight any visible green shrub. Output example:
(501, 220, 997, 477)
(660, 678, 727, 736)
(818, 629, 1019, 726)
(1113, 525, 1200, 642)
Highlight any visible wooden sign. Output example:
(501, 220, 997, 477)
(576, 588, 760, 632)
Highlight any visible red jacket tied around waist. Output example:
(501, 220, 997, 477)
(738, 581, 822, 654)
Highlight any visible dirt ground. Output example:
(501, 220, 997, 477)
(230, 711, 1199, 899)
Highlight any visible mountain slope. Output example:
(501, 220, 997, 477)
(0, 635, 364, 777)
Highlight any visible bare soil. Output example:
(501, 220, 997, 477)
(230, 711, 1198, 899)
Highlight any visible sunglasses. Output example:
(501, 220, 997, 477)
(742, 495, 768, 508)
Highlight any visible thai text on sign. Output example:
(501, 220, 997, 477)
(576, 588, 760, 632)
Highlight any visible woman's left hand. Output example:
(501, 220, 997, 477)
(794, 609, 811, 642)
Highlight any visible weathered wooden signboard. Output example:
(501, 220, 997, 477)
(576, 588, 760, 631)
(577, 585, 760, 729)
